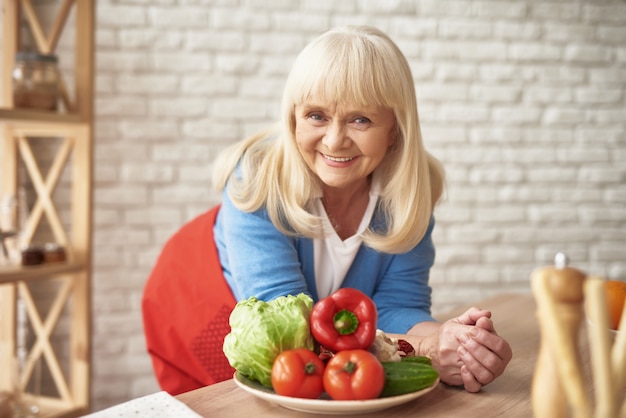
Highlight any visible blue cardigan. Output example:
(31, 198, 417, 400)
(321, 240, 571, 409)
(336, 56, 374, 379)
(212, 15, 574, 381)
(213, 190, 436, 334)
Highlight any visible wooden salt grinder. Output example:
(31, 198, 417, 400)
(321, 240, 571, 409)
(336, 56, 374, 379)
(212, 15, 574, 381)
(531, 253, 590, 418)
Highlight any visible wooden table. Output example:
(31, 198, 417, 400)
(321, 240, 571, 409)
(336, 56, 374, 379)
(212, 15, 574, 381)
(176, 293, 589, 417)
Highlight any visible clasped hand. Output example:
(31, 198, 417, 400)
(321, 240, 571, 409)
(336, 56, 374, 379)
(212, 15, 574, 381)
(398, 307, 513, 393)
(432, 308, 512, 392)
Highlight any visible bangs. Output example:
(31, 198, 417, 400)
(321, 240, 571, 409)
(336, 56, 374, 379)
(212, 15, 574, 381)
(285, 32, 402, 109)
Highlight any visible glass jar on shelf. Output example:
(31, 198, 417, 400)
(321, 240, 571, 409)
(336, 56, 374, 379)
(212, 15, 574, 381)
(0, 189, 29, 266)
(12, 52, 60, 111)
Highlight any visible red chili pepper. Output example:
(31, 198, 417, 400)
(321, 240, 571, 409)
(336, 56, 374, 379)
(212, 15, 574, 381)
(310, 288, 377, 353)
(398, 339, 415, 357)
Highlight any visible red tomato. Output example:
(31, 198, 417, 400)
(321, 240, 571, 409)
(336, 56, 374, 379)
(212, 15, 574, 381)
(323, 349, 385, 400)
(271, 349, 325, 399)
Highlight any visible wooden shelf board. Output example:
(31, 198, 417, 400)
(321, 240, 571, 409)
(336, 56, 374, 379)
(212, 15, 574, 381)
(33, 403, 87, 418)
(13, 393, 88, 418)
(40, 405, 88, 418)
(0, 262, 85, 283)
(0, 107, 83, 125)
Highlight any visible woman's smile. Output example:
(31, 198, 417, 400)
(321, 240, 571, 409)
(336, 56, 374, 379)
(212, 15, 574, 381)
(322, 153, 358, 164)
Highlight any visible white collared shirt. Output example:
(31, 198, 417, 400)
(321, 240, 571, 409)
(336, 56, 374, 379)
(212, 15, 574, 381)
(311, 173, 382, 298)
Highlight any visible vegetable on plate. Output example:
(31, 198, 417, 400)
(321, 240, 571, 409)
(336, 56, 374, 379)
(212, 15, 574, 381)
(323, 349, 385, 400)
(310, 287, 377, 353)
(223, 293, 314, 387)
(380, 360, 439, 397)
(271, 348, 325, 399)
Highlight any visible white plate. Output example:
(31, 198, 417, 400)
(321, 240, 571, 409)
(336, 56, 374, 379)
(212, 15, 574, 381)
(233, 371, 439, 415)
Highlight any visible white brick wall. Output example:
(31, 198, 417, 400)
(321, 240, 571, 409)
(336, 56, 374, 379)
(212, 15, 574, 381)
(3, 0, 626, 413)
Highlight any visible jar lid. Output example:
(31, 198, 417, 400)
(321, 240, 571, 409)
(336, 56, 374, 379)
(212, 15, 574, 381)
(44, 242, 65, 251)
(15, 51, 58, 63)
(22, 245, 44, 253)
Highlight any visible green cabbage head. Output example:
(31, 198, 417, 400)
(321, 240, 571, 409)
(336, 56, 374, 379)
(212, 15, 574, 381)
(223, 293, 314, 387)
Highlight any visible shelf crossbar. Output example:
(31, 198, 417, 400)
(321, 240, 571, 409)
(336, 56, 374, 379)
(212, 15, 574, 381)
(17, 279, 74, 403)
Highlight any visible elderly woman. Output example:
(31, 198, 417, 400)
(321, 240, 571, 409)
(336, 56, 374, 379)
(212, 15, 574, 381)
(212, 25, 512, 393)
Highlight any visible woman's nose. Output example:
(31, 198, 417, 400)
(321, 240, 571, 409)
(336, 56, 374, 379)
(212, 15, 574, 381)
(322, 122, 348, 151)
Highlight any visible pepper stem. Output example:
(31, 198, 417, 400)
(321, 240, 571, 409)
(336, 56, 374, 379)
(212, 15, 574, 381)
(333, 309, 359, 335)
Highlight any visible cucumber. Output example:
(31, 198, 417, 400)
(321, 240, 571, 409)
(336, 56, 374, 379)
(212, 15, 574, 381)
(380, 361, 439, 397)
(401, 355, 432, 365)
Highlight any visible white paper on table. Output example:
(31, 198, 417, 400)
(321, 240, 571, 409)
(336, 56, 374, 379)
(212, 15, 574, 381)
(83, 391, 202, 418)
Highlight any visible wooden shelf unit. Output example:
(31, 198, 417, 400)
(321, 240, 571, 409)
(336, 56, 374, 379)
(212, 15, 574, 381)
(0, 1, 94, 417)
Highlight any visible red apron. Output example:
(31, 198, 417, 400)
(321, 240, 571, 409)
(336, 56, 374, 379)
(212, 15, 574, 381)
(142, 205, 236, 395)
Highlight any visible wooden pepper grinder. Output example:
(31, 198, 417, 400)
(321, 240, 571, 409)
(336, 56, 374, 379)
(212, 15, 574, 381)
(531, 252, 591, 418)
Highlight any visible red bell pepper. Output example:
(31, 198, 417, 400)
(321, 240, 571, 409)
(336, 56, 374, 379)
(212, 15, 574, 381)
(310, 288, 377, 353)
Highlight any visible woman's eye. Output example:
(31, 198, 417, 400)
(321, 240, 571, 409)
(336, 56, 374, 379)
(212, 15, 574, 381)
(307, 113, 325, 122)
(354, 117, 371, 125)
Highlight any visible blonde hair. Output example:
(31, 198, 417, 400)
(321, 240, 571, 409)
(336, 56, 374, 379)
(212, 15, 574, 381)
(213, 25, 445, 254)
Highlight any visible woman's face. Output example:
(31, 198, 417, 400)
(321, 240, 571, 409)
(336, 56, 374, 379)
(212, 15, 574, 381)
(294, 101, 396, 192)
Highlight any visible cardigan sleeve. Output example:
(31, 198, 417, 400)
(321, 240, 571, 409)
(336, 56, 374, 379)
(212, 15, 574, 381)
(213, 190, 311, 302)
(372, 217, 436, 333)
